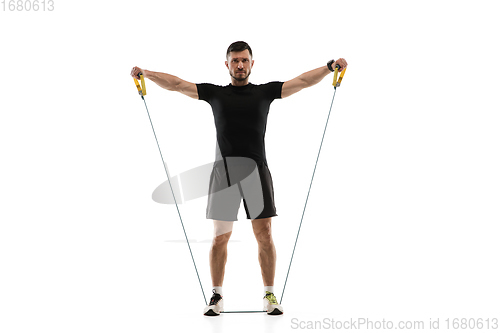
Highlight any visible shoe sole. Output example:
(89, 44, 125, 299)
(204, 309, 221, 316)
(267, 308, 283, 315)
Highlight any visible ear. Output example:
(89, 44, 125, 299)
(225, 60, 229, 69)
(251, 59, 254, 68)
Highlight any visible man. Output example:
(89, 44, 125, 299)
(130, 41, 347, 316)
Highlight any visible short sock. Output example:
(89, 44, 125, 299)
(264, 286, 274, 297)
(213, 286, 223, 296)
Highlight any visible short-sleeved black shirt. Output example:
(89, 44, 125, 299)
(196, 82, 284, 166)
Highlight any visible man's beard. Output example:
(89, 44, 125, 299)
(231, 69, 251, 82)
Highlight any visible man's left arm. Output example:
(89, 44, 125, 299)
(281, 58, 347, 98)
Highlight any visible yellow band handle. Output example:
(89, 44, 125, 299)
(336, 68, 346, 88)
(133, 73, 147, 96)
(332, 66, 339, 87)
(332, 65, 347, 88)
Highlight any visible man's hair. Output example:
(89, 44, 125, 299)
(226, 41, 253, 59)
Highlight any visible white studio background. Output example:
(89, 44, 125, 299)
(1, 0, 499, 332)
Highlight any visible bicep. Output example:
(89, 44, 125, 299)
(176, 79, 199, 100)
(281, 76, 307, 98)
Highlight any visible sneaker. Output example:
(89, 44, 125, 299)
(203, 289, 224, 316)
(263, 291, 283, 315)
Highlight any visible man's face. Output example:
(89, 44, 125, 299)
(225, 50, 254, 82)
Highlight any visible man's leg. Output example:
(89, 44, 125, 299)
(209, 220, 234, 286)
(252, 217, 283, 315)
(251, 217, 276, 286)
(204, 220, 233, 316)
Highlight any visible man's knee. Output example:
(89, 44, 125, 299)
(212, 231, 232, 247)
(252, 219, 273, 244)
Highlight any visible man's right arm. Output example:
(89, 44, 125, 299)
(131, 67, 199, 100)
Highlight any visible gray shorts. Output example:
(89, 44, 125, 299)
(206, 157, 278, 221)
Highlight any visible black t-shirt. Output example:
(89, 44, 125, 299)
(196, 81, 284, 166)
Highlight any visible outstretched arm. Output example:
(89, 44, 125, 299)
(130, 67, 199, 99)
(281, 58, 347, 98)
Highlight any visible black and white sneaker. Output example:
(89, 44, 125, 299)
(263, 291, 283, 315)
(203, 289, 224, 316)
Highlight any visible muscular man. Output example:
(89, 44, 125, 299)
(131, 41, 347, 316)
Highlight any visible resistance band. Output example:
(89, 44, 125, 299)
(133, 73, 207, 306)
(280, 65, 346, 304)
(222, 311, 266, 313)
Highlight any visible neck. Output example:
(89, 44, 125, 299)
(231, 78, 249, 86)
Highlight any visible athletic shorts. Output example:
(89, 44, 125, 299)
(206, 157, 277, 221)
